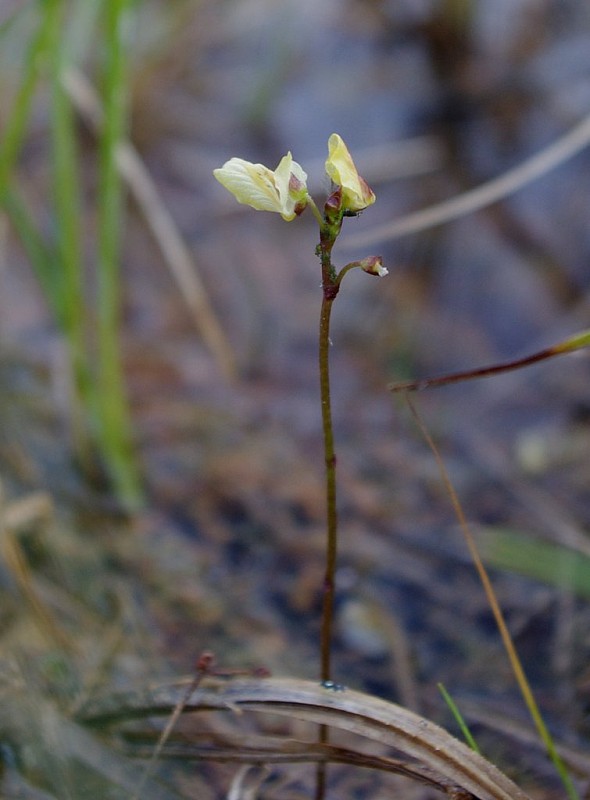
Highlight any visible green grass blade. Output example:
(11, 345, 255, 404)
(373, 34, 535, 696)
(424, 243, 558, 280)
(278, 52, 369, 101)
(0, 1, 59, 319)
(50, 12, 83, 326)
(437, 682, 481, 754)
(49, 0, 96, 463)
(478, 527, 590, 599)
(0, 0, 61, 192)
(96, 0, 143, 509)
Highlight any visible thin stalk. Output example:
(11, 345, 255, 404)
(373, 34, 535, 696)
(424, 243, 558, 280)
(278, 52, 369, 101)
(0, 0, 82, 327)
(50, 0, 94, 467)
(437, 682, 480, 754)
(315, 219, 342, 800)
(318, 290, 338, 683)
(97, 0, 143, 509)
(406, 395, 579, 800)
(390, 328, 590, 394)
(316, 218, 340, 684)
(0, 0, 61, 192)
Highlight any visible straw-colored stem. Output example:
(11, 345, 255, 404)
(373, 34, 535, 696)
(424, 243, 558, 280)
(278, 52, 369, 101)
(406, 395, 579, 800)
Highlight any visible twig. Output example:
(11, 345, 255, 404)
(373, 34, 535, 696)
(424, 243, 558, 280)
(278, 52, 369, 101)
(131, 653, 269, 800)
(130, 651, 216, 800)
(389, 328, 590, 393)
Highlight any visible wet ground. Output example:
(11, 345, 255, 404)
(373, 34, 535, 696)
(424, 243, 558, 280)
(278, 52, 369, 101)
(2, 1, 590, 797)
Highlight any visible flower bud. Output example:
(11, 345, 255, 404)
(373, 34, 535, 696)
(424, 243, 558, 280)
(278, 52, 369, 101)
(347, 255, 388, 277)
(325, 134, 376, 213)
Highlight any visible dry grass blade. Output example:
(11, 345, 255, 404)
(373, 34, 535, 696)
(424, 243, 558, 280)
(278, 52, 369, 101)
(0, 487, 72, 653)
(128, 730, 479, 796)
(342, 110, 590, 249)
(79, 676, 532, 800)
(405, 396, 579, 800)
(227, 764, 270, 800)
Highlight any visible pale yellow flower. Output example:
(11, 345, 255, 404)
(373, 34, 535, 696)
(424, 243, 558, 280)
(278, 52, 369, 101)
(213, 152, 308, 221)
(325, 133, 376, 212)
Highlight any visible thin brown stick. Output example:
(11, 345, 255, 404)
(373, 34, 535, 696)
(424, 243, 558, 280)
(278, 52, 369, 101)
(390, 343, 564, 393)
(131, 652, 220, 800)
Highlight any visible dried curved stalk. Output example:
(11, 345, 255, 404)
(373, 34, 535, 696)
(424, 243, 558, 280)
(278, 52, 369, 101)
(128, 732, 475, 797)
(79, 676, 532, 800)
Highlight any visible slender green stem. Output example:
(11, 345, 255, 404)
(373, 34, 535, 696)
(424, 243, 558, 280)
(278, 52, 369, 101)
(97, 0, 143, 509)
(314, 218, 342, 800)
(317, 217, 341, 684)
(0, 0, 60, 192)
(50, 0, 94, 467)
(318, 289, 338, 683)
(307, 196, 324, 226)
(437, 682, 481, 754)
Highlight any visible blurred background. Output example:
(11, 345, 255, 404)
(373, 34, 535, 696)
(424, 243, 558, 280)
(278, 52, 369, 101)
(2, 0, 590, 797)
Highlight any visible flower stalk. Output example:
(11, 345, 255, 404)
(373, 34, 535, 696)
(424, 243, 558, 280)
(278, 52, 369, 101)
(213, 135, 384, 799)
(317, 220, 341, 685)
(211, 129, 582, 800)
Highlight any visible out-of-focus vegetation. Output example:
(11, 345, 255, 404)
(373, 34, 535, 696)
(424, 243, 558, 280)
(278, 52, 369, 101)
(2, 1, 590, 797)
(1, 0, 142, 507)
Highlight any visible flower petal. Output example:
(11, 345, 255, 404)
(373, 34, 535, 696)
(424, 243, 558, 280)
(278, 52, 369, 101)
(214, 158, 282, 212)
(274, 152, 309, 220)
(214, 154, 308, 221)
